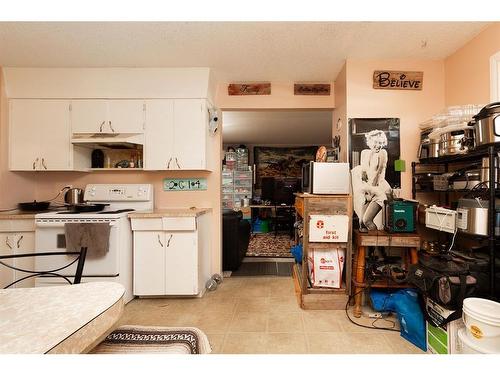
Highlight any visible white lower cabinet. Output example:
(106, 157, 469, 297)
(0, 219, 36, 288)
(131, 214, 210, 297)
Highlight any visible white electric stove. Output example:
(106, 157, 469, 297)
(35, 184, 154, 303)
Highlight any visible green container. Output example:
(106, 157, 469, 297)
(260, 219, 269, 233)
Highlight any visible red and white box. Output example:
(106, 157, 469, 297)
(307, 247, 345, 288)
(308, 215, 349, 242)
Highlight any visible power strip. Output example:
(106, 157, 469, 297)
(368, 313, 382, 319)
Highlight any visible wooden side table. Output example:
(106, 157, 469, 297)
(352, 230, 420, 318)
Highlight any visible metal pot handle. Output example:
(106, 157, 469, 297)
(494, 115, 500, 137)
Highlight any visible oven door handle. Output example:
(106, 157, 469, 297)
(36, 222, 117, 228)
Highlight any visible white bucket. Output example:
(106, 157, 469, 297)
(458, 328, 495, 354)
(462, 297, 500, 353)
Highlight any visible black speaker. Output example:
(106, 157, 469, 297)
(261, 177, 275, 202)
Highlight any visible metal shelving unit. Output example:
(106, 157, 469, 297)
(411, 144, 500, 300)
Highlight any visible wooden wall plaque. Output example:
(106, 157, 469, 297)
(373, 71, 423, 90)
(294, 83, 331, 95)
(228, 83, 271, 95)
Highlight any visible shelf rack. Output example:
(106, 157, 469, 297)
(411, 144, 500, 300)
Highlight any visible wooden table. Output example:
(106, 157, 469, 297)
(352, 230, 420, 318)
(0, 282, 125, 353)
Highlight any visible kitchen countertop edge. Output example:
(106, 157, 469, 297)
(128, 208, 213, 218)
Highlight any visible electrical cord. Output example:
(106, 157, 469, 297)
(345, 285, 400, 332)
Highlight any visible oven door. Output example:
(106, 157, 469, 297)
(35, 219, 120, 277)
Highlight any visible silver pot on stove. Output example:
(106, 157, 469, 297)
(64, 188, 84, 206)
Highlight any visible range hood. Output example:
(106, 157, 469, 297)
(71, 133, 144, 149)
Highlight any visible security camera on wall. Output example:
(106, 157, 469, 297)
(208, 108, 219, 136)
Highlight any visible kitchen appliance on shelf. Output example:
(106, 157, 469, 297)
(472, 102, 500, 147)
(383, 198, 418, 233)
(456, 197, 500, 237)
(301, 161, 350, 194)
(35, 184, 154, 303)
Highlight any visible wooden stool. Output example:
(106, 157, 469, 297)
(352, 230, 420, 318)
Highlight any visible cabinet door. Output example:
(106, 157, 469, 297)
(165, 232, 198, 295)
(133, 231, 166, 296)
(37, 101, 72, 171)
(107, 100, 145, 133)
(0, 233, 15, 288)
(144, 100, 174, 170)
(9, 100, 41, 171)
(13, 232, 35, 288)
(71, 100, 107, 133)
(173, 99, 207, 170)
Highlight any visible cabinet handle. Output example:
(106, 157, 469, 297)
(166, 234, 173, 247)
(33, 157, 39, 170)
(175, 157, 181, 169)
(5, 237, 13, 249)
(109, 121, 115, 133)
(99, 121, 106, 132)
(16, 235, 23, 248)
(167, 157, 172, 169)
(41, 158, 47, 170)
(157, 234, 164, 247)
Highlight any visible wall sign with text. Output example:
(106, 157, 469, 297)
(294, 83, 331, 95)
(228, 83, 271, 95)
(163, 178, 207, 191)
(373, 71, 423, 91)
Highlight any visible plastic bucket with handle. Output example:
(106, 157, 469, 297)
(462, 297, 500, 353)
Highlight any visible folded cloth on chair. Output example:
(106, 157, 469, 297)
(64, 223, 111, 258)
(90, 325, 212, 354)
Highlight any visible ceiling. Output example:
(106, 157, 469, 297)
(0, 22, 490, 81)
(223, 110, 332, 145)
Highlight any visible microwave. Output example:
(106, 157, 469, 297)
(301, 162, 351, 194)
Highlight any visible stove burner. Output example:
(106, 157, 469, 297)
(96, 209, 135, 214)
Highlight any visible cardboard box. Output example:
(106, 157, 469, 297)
(308, 215, 349, 242)
(426, 298, 464, 354)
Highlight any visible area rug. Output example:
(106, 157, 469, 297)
(246, 233, 293, 258)
(231, 261, 294, 277)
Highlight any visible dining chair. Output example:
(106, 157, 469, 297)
(0, 247, 87, 289)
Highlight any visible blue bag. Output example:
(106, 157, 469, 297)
(370, 288, 426, 351)
(290, 244, 302, 264)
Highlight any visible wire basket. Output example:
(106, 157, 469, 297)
(433, 174, 450, 191)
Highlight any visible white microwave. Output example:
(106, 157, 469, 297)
(301, 162, 351, 194)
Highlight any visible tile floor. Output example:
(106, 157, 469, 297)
(119, 276, 424, 354)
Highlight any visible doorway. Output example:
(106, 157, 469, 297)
(220, 109, 333, 276)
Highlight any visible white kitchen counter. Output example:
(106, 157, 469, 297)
(128, 207, 212, 218)
(0, 282, 124, 354)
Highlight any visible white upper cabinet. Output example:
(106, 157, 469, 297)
(71, 100, 145, 134)
(144, 99, 209, 171)
(144, 100, 174, 170)
(173, 99, 207, 170)
(9, 100, 72, 171)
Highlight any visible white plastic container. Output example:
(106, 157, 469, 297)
(462, 298, 500, 353)
(458, 328, 495, 354)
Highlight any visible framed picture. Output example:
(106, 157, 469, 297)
(253, 146, 317, 187)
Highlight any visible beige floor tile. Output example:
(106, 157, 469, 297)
(175, 312, 234, 334)
(268, 295, 302, 312)
(206, 333, 226, 354)
(382, 332, 426, 354)
(306, 332, 352, 354)
(302, 311, 344, 332)
(265, 333, 308, 354)
(235, 296, 271, 313)
(267, 312, 304, 333)
(343, 332, 394, 354)
(221, 333, 267, 354)
(229, 312, 268, 332)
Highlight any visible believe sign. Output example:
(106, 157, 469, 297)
(373, 70, 423, 91)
